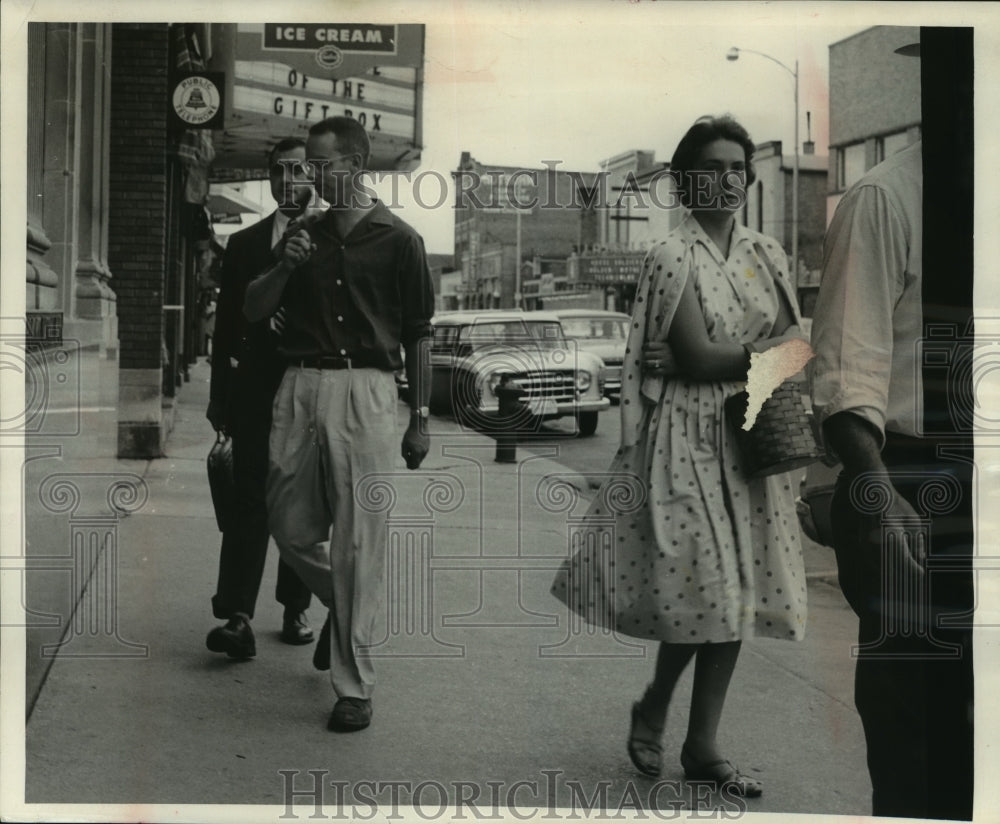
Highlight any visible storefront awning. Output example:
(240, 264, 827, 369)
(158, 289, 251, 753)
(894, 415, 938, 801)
(207, 188, 262, 217)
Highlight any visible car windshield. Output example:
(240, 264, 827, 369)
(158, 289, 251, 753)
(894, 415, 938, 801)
(560, 318, 629, 340)
(460, 320, 567, 349)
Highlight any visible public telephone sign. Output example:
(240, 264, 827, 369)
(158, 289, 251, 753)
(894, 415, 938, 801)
(263, 24, 398, 53)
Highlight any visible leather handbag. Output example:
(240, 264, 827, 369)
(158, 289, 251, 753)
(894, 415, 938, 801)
(207, 431, 236, 532)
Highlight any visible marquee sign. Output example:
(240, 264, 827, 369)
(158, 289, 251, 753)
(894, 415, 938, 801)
(263, 24, 398, 53)
(231, 60, 415, 139)
(211, 23, 424, 173)
(235, 23, 423, 81)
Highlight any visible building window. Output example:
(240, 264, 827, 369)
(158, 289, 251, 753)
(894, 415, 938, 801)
(876, 130, 915, 164)
(836, 143, 866, 191)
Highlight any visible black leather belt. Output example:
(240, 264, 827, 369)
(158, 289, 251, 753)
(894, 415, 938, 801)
(289, 355, 362, 370)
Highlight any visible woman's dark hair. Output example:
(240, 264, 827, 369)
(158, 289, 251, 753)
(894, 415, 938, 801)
(670, 115, 756, 208)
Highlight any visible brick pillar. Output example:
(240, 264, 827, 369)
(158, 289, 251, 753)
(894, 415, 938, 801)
(108, 24, 170, 458)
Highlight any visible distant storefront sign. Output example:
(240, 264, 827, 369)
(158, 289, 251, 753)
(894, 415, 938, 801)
(576, 254, 645, 284)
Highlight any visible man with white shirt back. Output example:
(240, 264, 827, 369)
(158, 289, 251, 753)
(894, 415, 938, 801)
(811, 131, 973, 819)
(205, 138, 317, 658)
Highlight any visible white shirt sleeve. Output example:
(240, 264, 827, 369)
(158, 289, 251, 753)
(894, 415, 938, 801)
(809, 182, 909, 450)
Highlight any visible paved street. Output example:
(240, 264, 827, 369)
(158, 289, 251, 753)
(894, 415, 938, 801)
(477, 401, 840, 580)
(20, 359, 870, 819)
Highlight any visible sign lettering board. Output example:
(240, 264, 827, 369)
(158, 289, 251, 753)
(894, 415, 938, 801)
(235, 23, 423, 81)
(576, 254, 646, 285)
(263, 24, 398, 54)
(214, 23, 424, 173)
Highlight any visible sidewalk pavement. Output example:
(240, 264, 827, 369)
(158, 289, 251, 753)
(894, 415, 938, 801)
(21, 358, 871, 818)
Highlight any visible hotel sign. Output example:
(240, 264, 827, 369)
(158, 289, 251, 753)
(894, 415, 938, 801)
(576, 254, 646, 285)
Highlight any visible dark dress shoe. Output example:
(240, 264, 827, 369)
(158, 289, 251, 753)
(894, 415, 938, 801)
(206, 613, 256, 659)
(280, 610, 315, 645)
(313, 613, 331, 671)
(327, 697, 372, 732)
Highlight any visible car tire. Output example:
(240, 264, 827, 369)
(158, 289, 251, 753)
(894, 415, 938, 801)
(577, 411, 599, 437)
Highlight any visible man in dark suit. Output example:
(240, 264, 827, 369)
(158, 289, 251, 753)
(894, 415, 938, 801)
(205, 138, 317, 658)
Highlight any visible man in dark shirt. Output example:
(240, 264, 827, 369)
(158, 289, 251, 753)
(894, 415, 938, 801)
(245, 116, 434, 732)
(205, 138, 316, 659)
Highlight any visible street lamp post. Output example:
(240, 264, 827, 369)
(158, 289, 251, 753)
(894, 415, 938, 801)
(726, 47, 799, 288)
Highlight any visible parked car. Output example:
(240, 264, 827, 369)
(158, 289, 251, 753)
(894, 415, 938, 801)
(428, 310, 609, 436)
(550, 309, 631, 400)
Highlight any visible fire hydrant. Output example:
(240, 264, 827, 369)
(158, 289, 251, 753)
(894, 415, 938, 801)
(494, 374, 527, 463)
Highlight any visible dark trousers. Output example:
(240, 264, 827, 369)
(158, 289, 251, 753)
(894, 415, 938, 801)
(211, 357, 312, 620)
(830, 433, 974, 820)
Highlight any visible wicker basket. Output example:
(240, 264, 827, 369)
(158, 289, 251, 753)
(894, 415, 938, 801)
(725, 381, 824, 479)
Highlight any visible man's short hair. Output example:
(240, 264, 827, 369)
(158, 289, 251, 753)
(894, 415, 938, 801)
(308, 117, 371, 168)
(267, 137, 306, 172)
(670, 115, 757, 208)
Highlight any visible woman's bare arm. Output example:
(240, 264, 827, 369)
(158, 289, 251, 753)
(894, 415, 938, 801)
(667, 276, 749, 381)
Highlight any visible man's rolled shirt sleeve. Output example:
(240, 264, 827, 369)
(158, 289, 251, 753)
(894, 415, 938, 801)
(399, 232, 435, 346)
(810, 183, 908, 451)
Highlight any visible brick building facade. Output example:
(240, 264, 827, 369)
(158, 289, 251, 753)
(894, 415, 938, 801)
(452, 152, 599, 309)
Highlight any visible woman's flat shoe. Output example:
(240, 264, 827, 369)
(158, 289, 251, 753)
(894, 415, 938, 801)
(627, 701, 664, 777)
(680, 744, 763, 797)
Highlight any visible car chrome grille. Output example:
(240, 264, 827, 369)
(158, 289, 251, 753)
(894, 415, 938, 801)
(511, 370, 576, 403)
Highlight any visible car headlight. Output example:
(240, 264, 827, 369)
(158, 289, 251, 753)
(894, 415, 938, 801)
(486, 371, 504, 396)
(575, 370, 592, 392)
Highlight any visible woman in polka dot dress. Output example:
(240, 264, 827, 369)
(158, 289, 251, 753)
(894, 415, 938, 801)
(551, 116, 808, 796)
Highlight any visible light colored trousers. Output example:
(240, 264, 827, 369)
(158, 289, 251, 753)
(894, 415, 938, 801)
(267, 366, 398, 699)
